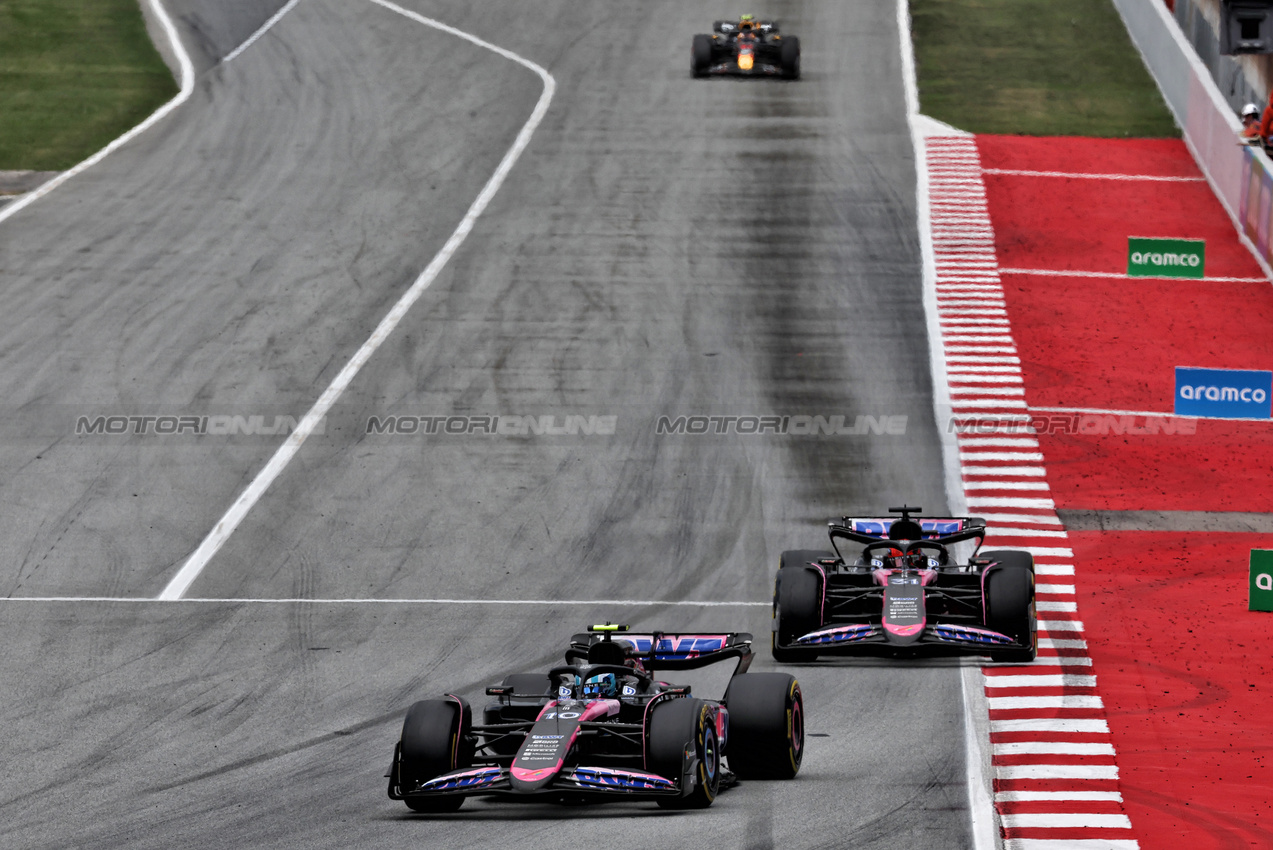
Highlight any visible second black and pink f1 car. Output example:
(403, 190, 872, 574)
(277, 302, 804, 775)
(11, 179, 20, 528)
(387, 625, 803, 813)
(771, 506, 1037, 663)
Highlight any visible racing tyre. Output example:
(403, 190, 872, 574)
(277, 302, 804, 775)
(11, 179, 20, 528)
(983, 550, 1037, 663)
(398, 697, 473, 813)
(772, 551, 828, 662)
(724, 673, 804, 780)
(691, 34, 713, 77)
(648, 698, 721, 809)
(482, 673, 551, 755)
(780, 35, 800, 79)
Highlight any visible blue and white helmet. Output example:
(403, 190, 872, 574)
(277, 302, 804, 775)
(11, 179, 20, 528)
(581, 672, 617, 699)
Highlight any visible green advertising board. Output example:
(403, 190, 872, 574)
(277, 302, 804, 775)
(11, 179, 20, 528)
(1250, 550, 1273, 612)
(1127, 237, 1205, 279)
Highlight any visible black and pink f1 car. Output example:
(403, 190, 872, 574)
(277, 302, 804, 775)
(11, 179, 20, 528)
(387, 625, 803, 813)
(771, 506, 1037, 663)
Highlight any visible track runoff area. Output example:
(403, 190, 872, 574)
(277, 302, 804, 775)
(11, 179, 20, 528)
(924, 130, 1272, 848)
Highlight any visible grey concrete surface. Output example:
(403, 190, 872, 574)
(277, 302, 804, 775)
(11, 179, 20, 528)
(0, 1, 970, 847)
(1057, 508, 1273, 533)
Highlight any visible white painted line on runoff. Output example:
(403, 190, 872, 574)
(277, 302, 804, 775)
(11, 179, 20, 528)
(0, 0, 194, 228)
(961, 466, 1047, 476)
(983, 674, 1096, 688)
(1030, 655, 1092, 666)
(158, 0, 557, 600)
(1029, 405, 1228, 420)
(964, 481, 1051, 490)
(1036, 583, 1076, 594)
(1001, 813, 1132, 829)
(999, 267, 1265, 283)
(223, 0, 302, 63)
(993, 742, 1116, 756)
(996, 790, 1122, 802)
(2, 596, 768, 606)
(991, 718, 1109, 735)
(982, 167, 1205, 182)
(995, 763, 1118, 780)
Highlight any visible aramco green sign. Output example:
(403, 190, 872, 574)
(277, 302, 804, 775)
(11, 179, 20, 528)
(1250, 550, 1273, 612)
(1127, 237, 1205, 279)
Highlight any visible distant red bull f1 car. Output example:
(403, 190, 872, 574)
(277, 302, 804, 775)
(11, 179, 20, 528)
(691, 15, 800, 79)
(388, 625, 803, 813)
(771, 507, 1037, 663)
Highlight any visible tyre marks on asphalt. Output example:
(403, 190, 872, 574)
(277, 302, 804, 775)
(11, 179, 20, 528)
(157, 0, 558, 600)
(925, 134, 1139, 850)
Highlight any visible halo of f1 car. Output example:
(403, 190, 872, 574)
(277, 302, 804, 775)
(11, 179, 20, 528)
(388, 625, 803, 812)
(771, 506, 1038, 663)
(691, 15, 800, 79)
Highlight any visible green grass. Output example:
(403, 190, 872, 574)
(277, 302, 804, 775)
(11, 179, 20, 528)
(910, 0, 1179, 137)
(0, 0, 178, 170)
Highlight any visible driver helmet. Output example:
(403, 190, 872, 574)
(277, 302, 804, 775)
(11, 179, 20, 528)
(739, 13, 755, 30)
(581, 672, 617, 699)
(1243, 102, 1261, 120)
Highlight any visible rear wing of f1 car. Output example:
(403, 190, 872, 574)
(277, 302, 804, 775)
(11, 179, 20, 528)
(567, 626, 754, 674)
(828, 514, 988, 560)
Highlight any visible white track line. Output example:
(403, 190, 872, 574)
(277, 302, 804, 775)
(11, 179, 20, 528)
(897, 4, 995, 850)
(1030, 405, 1221, 420)
(0, 0, 193, 227)
(223, 0, 302, 63)
(2, 597, 768, 606)
(999, 267, 1264, 283)
(982, 168, 1205, 182)
(158, 0, 557, 600)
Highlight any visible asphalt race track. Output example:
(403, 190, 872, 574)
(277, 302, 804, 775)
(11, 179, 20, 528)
(0, 2, 969, 847)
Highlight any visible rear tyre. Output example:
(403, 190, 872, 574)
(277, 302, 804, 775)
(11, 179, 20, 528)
(649, 698, 720, 808)
(983, 550, 1037, 663)
(691, 34, 713, 77)
(780, 36, 800, 79)
(772, 551, 828, 662)
(482, 673, 551, 755)
(724, 673, 804, 779)
(399, 698, 473, 813)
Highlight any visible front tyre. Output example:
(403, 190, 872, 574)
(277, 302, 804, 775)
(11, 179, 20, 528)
(398, 697, 473, 813)
(772, 551, 827, 662)
(983, 550, 1037, 663)
(649, 698, 720, 808)
(780, 35, 800, 79)
(691, 34, 713, 77)
(724, 673, 804, 780)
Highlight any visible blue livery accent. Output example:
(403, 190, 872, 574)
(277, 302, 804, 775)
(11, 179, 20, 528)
(617, 634, 729, 659)
(421, 766, 504, 791)
(932, 624, 1013, 646)
(564, 766, 676, 791)
(795, 624, 877, 645)
(851, 519, 964, 539)
(1175, 366, 1272, 420)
